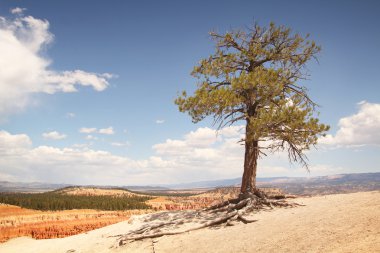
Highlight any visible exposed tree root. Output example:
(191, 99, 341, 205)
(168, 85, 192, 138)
(118, 210, 238, 245)
(115, 190, 301, 246)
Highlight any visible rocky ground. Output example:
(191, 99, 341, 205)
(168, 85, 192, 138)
(0, 191, 378, 253)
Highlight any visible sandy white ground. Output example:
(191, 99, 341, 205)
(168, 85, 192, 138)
(0, 191, 379, 253)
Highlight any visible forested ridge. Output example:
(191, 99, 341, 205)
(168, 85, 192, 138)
(0, 192, 152, 211)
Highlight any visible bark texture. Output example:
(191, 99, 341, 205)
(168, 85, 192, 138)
(240, 114, 259, 196)
(241, 138, 258, 195)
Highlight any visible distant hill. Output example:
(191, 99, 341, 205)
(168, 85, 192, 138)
(53, 186, 148, 197)
(160, 177, 296, 189)
(1, 172, 379, 195)
(162, 173, 380, 191)
(261, 173, 380, 195)
(163, 178, 241, 189)
(0, 181, 169, 193)
(0, 181, 72, 193)
(157, 173, 380, 195)
(121, 185, 170, 192)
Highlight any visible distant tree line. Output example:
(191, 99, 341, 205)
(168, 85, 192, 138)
(0, 192, 152, 211)
(128, 190, 196, 197)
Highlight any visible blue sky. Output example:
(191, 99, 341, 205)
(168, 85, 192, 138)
(0, 0, 379, 185)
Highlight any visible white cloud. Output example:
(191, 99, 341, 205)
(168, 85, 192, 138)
(0, 126, 355, 186)
(79, 127, 97, 134)
(184, 127, 219, 148)
(152, 126, 245, 180)
(320, 101, 380, 147)
(42, 131, 67, 140)
(147, 156, 175, 168)
(10, 7, 26, 15)
(0, 130, 31, 153)
(156, 119, 165, 124)
(153, 139, 188, 156)
(99, 127, 114, 135)
(0, 130, 169, 185)
(0, 128, 244, 185)
(79, 126, 115, 135)
(218, 125, 244, 138)
(0, 12, 113, 121)
(153, 126, 244, 156)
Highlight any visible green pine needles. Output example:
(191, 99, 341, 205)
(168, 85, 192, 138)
(175, 22, 330, 194)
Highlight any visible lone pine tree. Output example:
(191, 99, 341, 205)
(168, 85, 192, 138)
(116, 23, 330, 242)
(175, 22, 329, 198)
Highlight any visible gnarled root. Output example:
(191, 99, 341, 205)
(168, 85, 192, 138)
(115, 190, 301, 245)
(118, 211, 238, 245)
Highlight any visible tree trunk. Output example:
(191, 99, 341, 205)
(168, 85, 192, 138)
(240, 118, 259, 196)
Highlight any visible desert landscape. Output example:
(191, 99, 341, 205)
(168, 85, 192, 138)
(1, 174, 379, 244)
(1, 2, 379, 253)
(0, 186, 282, 242)
(0, 187, 150, 242)
(0, 191, 378, 253)
(0, 204, 148, 242)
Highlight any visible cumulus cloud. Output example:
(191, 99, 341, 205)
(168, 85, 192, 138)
(0, 126, 344, 185)
(0, 130, 163, 185)
(184, 127, 220, 148)
(10, 7, 26, 15)
(0, 127, 245, 185)
(156, 119, 165, 124)
(42, 131, 67, 140)
(99, 127, 115, 135)
(0, 11, 113, 121)
(79, 126, 115, 136)
(153, 126, 241, 157)
(0, 130, 32, 152)
(320, 101, 380, 147)
(152, 126, 246, 179)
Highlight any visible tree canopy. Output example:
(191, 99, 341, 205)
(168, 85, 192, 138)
(175, 22, 329, 194)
